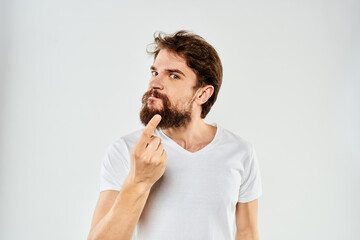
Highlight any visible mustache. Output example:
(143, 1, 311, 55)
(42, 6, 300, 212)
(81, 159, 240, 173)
(145, 89, 167, 100)
(141, 89, 169, 106)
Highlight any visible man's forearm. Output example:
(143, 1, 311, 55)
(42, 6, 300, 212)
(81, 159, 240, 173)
(88, 178, 151, 240)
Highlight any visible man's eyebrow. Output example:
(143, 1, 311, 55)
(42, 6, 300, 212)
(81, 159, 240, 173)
(150, 65, 186, 77)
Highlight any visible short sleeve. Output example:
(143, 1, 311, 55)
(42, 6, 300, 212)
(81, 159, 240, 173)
(238, 143, 263, 202)
(99, 138, 130, 192)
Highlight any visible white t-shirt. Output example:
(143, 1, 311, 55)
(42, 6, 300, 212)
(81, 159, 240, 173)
(99, 123, 263, 240)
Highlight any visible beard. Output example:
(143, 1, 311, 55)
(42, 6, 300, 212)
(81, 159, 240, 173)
(139, 88, 194, 129)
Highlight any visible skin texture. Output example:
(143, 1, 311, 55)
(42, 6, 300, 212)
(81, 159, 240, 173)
(235, 199, 259, 240)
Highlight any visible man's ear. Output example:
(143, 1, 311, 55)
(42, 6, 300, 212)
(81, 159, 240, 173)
(197, 85, 214, 105)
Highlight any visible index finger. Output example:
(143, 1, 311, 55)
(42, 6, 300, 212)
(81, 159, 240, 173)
(138, 114, 162, 147)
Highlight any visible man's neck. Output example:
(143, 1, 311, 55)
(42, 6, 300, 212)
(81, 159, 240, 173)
(161, 117, 217, 152)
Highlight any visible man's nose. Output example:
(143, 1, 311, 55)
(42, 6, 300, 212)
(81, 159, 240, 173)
(149, 74, 164, 90)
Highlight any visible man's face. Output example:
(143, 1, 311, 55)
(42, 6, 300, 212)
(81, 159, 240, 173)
(140, 48, 199, 129)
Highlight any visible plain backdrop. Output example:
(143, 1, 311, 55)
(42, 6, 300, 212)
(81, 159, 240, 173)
(1, 0, 359, 239)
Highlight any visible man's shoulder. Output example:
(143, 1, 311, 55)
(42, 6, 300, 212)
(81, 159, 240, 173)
(112, 128, 144, 149)
(220, 125, 253, 151)
(122, 128, 144, 142)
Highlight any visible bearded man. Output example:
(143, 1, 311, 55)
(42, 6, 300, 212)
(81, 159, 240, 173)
(88, 30, 263, 240)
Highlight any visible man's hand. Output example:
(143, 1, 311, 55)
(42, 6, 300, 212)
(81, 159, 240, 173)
(127, 114, 167, 190)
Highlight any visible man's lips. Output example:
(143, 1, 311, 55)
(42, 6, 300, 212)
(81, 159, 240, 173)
(149, 95, 160, 100)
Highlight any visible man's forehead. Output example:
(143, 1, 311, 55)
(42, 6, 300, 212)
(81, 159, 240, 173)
(153, 50, 191, 73)
(152, 49, 198, 80)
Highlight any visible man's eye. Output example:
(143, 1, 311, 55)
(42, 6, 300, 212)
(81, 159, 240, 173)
(170, 74, 179, 79)
(152, 71, 158, 76)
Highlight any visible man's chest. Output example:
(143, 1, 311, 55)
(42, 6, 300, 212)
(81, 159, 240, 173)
(145, 145, 246, 208)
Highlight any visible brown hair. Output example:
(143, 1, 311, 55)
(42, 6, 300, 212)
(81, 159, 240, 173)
(146, 30, 223, 119)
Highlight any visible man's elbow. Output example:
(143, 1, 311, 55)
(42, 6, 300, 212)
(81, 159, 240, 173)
(235, 229, 259, 240)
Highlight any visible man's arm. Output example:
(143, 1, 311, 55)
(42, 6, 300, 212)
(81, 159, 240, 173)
(235, 199, 259, 240)
(87, 177, 151, 240)
(88, 114, 166, 240)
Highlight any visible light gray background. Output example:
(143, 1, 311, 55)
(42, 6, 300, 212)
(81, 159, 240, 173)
(1, 0, 359, 239)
